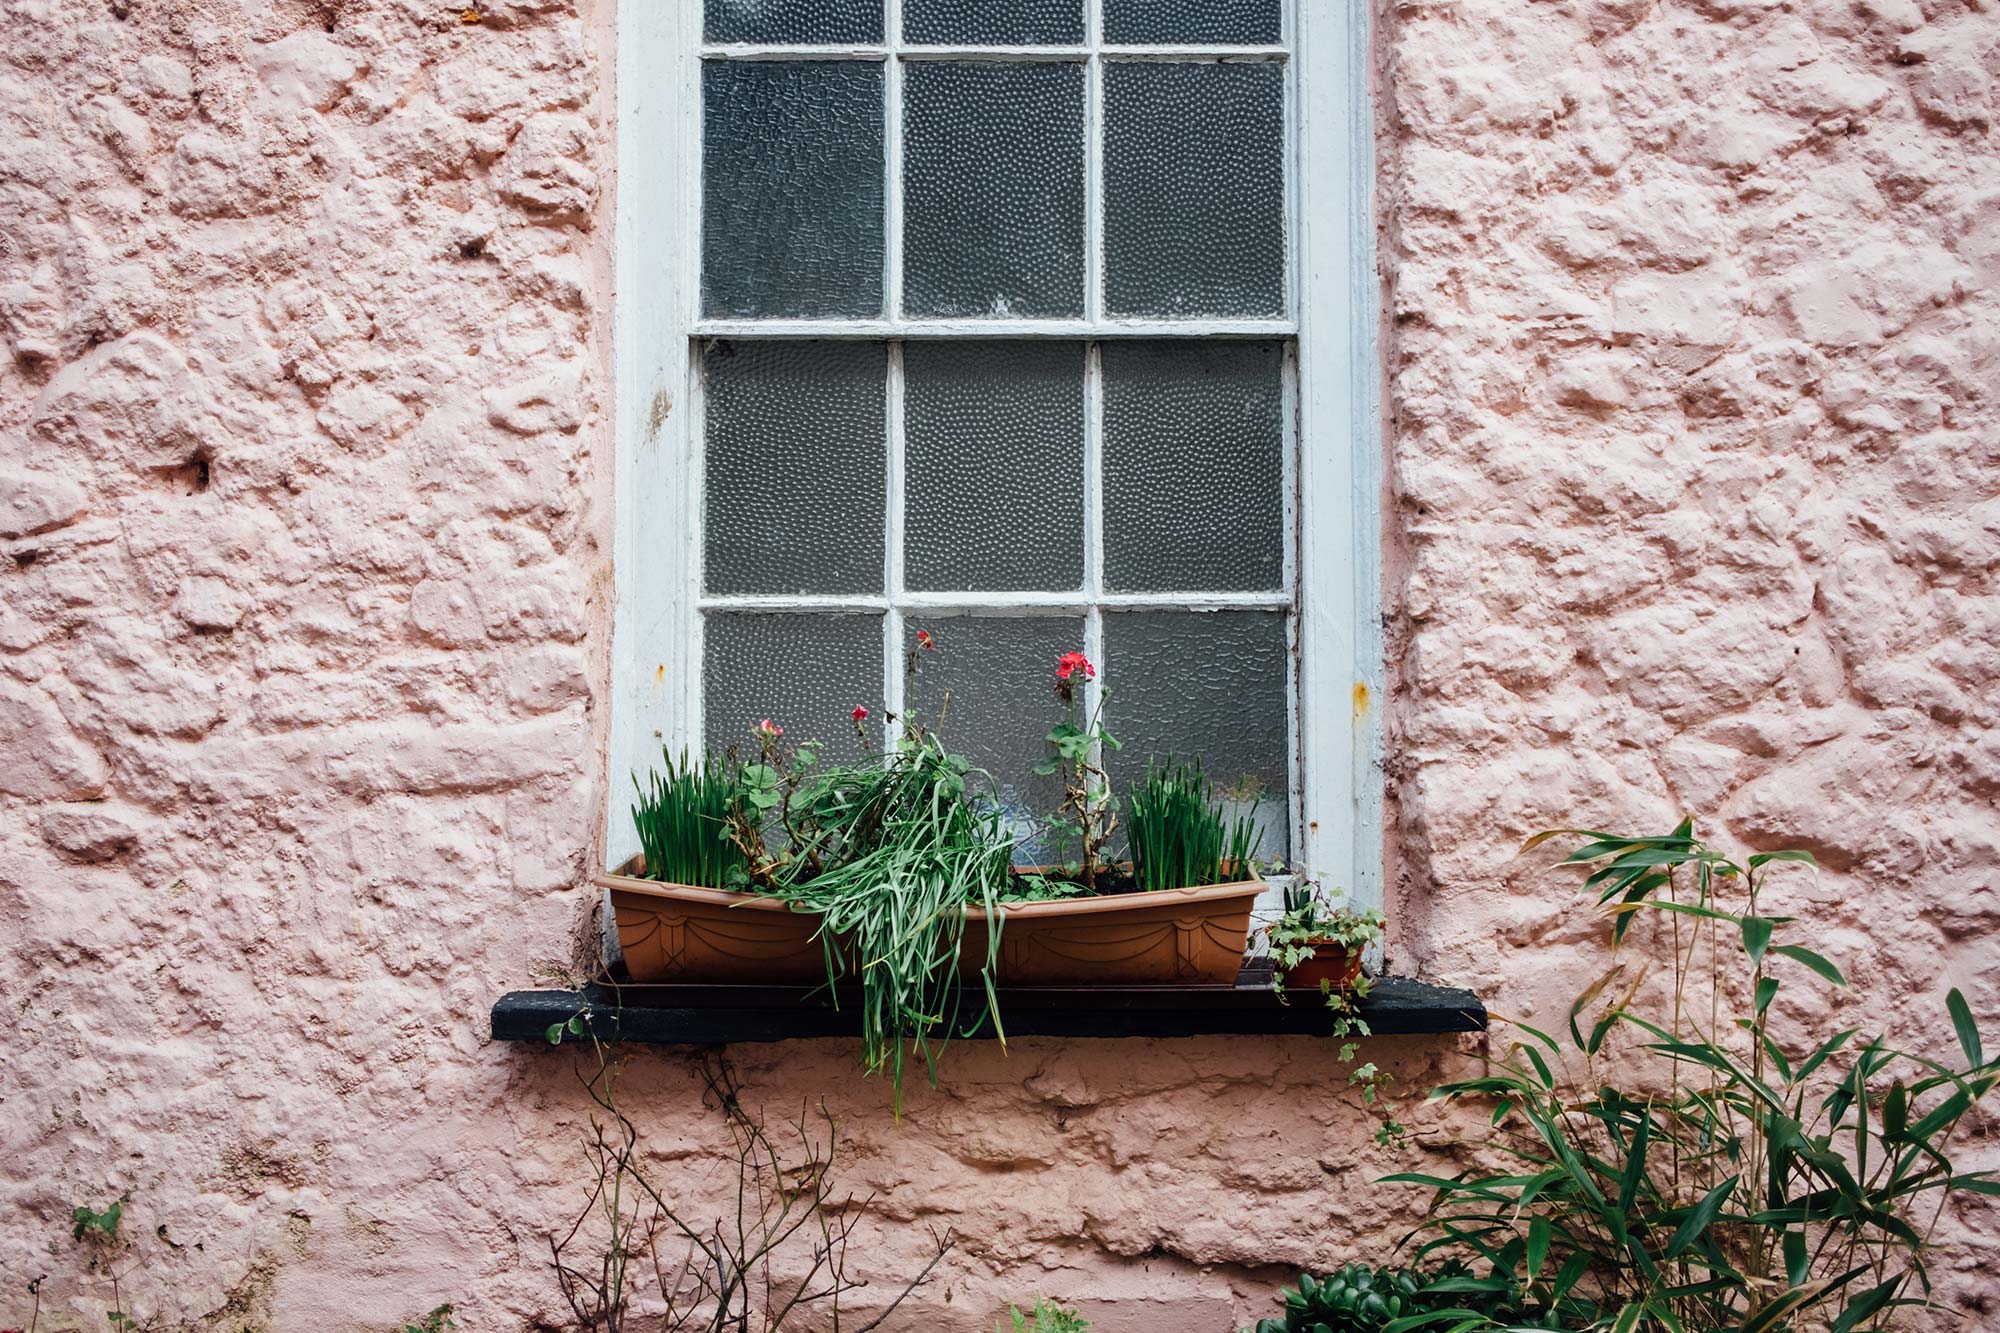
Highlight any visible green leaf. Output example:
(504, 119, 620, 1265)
(1609, 1301, 1646, 1333)
(1783, 1230, 1808, 1286)
(1947, 988, 1984, 1070)
(545, 1022, 564, 1045)
(1830, 1279, 1903, 1333)
(1754, 975, 1779, 1016)
(1748, 849, 1816, 869)
(1741, 1286, 1826, 1333)
(1770, 943, 1845, 987)
(1740, 915, 1774, 967)
(1665, 1175, 1737, 1259)
(1526, 1214, 1550, 1282)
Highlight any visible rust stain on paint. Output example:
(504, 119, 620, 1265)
(654, 663, 666, 689)
(1352, 681, 1371, 721)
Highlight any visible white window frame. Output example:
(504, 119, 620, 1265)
(609, 0, 1381, 903)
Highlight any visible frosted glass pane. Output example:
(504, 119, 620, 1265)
(903, 616, 1083, 839)
(903, 62, 1085, 319)
(1103, 0, 1280, 44)
(1103, 341, 1283, 591)
(704, 613, 884, 764)
(705, 0, 882, 43)
(1104, 610, 1290, 852)
(702, 61, 884, 319)
(704, 341, 885, 595)
(905, 0, 1083, 45)
(905, 342, 1084, 592)
(1104, 62, 1284, 317)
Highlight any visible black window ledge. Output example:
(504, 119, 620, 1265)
(491, 968, 1486, 1046)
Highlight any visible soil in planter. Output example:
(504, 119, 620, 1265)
(1001, 863, 1255, 901)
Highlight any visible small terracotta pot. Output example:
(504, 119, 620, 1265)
(597, 860, 830, 985)
(1279, 943, 1364, 991)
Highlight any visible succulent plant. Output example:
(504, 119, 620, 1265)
(1246, 1263, 1426, 1333)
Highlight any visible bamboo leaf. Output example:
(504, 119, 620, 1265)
(1748, 849, 1816, 869)
(1770, 943, 1845, 987)
(1664, 1175, 1737, 1259)
(1526, 1215, 1550, 1282)
(1740, 1282, 1833, 1333)
(1947, 988, 1983, 1070)
(1740, 915, 1773, 966)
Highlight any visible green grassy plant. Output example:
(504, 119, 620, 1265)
(1125, 758, 1263, 892)
(631, 749, 746, 888)
(768, 730, 1013, 1111)
(1385, 821, 2000, 1332)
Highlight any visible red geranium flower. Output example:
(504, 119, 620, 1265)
(915, 629, 934, 651)
(1055, 651, 1095, 682)
(754, 718, 783, 738)
(851, 705, 869, 722)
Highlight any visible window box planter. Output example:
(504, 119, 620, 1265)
(602, 858, 1261, 988)
(602, 861, 829, 986)
(961, 872, 1262, 986)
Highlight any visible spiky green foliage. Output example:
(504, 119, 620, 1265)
(632, 748, 745, 888)
(1125, 758, 1262, 892)
(1384, 822, 2000, 1333)
(768, 730, 1013, 1112)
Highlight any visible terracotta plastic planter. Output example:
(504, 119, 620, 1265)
(601, 859, 1260, 988)
(1278, 943, 1364, 991)
(963, 873, 1263, 986)
(597, 859, 830, 985)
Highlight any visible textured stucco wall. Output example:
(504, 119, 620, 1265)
(2, 0, 1996, 1329)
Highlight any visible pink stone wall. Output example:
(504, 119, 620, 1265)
(1, 0, 1995, 1329)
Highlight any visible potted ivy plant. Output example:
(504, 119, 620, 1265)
(1265, 881, 1383, 992)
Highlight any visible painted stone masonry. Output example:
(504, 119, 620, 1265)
(1, 0, 1996, 1328)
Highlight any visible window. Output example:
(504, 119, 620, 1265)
(611, 0, 1380, 899)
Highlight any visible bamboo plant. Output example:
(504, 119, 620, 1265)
(1385, 821, 2000, 1333)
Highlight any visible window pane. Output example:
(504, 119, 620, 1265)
(1103, 0, 1280, 44)
(1103, 341, 1284, 592)
(704, 613, 884, 763)
(1103, 62, 1284, 318)
(704, 0, 883, 43)
(702, 61, 885, 319)
(905, 0, 1083, 45)
(1103, 610, 1290, 853)
(903, 62, 1085, 319)
(904, 616, 1083, 840)
(905, 342, 1084, 592)
(704, 341, 885, 594)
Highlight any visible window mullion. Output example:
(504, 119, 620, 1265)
(1083, 341, 1105, 764)
(882, 0, 906, 745)
(884, 340, 907, 741)
(1084, 0, 1103, 327)
(884, 0, 904, 321)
